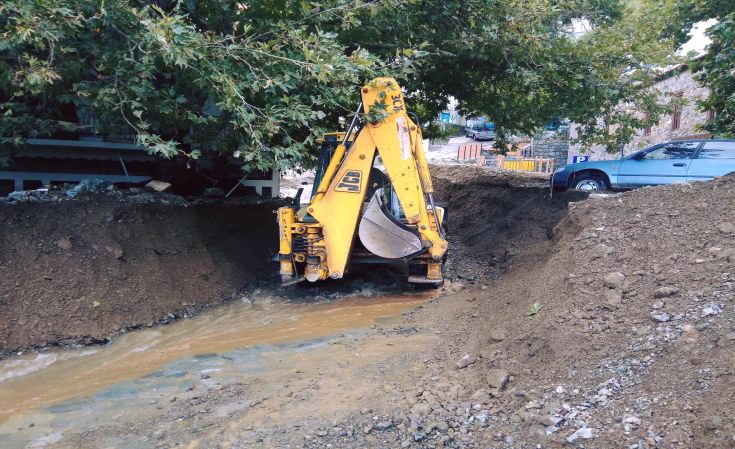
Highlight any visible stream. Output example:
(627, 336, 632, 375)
(0, 290, 431, 448)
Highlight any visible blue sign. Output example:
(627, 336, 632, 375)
(572, 155, 590, 163)
(439, 112, 451, 123)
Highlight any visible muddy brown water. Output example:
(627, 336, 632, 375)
(0, 291, 431, 424)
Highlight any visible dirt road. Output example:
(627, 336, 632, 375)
(1, 166, 733, 448)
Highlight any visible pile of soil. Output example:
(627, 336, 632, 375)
(0, 197, 278, 355)
(346, 169, 735, 449)
(432, 164, 588, 282)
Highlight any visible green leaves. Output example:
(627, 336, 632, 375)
(529, 303, 543, 316)
(0, 0, 402, 170)
(0, 0, 686, 168)
(676, 1, 735, 138)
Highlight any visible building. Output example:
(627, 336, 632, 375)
(569, 65, 711, 162)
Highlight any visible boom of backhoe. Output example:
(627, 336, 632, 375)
(277, 78, 448, 285)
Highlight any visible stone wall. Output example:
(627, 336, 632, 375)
(569, 68, 710, 162)
(532, 136, 569, 169)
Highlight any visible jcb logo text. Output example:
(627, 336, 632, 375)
(335, 170, 362, 193)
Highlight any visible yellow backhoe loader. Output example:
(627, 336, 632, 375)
(277, 78, 448, 286)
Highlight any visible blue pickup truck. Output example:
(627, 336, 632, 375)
(551, 139, 735, 191)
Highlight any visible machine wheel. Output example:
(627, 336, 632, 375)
(572, 173, 608, 191)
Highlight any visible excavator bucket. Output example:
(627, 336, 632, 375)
(358, 189, 422, 259)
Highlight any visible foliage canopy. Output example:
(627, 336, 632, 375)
(0, 0, 684, 170)
(671, 0, 735, 137)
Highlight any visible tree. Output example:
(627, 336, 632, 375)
(340, 0, 680, 152)
(0, 0, 407, 171)
(672, 0, 735, 137)
(1, 0, 678, 170)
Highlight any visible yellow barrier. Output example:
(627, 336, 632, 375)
(497, 155, 555, 174)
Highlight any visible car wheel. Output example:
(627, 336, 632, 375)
(573, 174, 608, 191)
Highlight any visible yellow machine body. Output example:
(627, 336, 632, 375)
(277, 78, 448, 285)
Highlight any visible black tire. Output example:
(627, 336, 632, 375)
(572, 173, 608, 191)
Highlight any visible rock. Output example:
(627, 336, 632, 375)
(456, 354, 477, 369)
(145, 180, 172, 192)
(623, 415, 641, 432)
(603, 272, 626, 289)
(654, 286, 680, 298)
(652, 300, 664, 310)
(203, 187, 226, 198)
(540, 415, 563, 427)
(113, 248, 124, 259)
(470, 388, 492, 404)
(56, 237, 73, 250)
(701, 304, 722, 317)
(374, 420, 393, 430)
(127, 192, 157, 203)
(401, 439, 412, 448)
(718, 222, 735, 234)
(66, 179, 111, 197)
(605, 289, 623, 307)
(651, 313, 671, 322)
(717, 248, 735, 261)
(490, 328, 506, 342)
(566, 428, 594, 443)
(589, 243, 614, 260)
(485, 369, 509, 390)
(707, 416, 723, 430)
(8, 191, 29, 202)
(410, 403, 432, 418)
(682, 324, 697, 334)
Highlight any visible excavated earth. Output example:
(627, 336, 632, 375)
(1, 165, 734, 449)
(0, 197, 278, 354)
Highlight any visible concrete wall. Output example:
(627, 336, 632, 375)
(569, 69, 710, 162)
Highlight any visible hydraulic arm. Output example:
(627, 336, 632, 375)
(277, 78, 448, 285)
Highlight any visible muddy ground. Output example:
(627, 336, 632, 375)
(1, 165, 734, 449)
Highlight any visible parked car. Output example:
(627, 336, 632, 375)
(465, 123, 495, 140)
(551, 139, 735, 191)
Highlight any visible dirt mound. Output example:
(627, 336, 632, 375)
(0, 197, 278, 355)
(430, 164, 551, 188)
(432, 165, 587, 281)
(379, 173, 735, 449)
